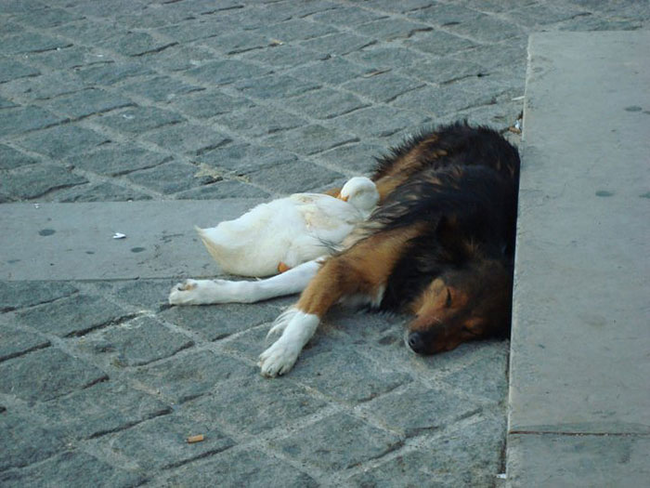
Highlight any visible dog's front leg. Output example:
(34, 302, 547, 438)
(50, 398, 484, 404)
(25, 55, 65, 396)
(168, 258, 324, 305)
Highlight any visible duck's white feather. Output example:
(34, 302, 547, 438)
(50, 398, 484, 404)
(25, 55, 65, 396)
(197, 177, 378, 277)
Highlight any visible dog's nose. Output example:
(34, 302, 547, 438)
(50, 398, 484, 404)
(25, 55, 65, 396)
(407, 332, 427, 354)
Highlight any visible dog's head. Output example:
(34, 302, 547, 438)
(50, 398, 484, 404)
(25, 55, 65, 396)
(405, 259, 512, 355)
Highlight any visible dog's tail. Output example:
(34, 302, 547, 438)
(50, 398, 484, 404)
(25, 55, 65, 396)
(195, 226, 229, 265)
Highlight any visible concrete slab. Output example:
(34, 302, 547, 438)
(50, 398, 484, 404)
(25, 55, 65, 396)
(507, 30, 650, 486)
(0, 200, 264, 280)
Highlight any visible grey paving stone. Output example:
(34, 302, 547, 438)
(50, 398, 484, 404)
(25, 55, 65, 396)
(365, 0, 437, 14)
(0, 106, 65, 137)
(133, 350, 252, 404)
(0, 281, 78, 313)
(290, 56, 368, 85)
(65, 144, 170, 177)
(55, 182, 154, 203)
(32, 380, 171, 439)
(101, 413, 233, 470)
(122, 76, 205, 103)
(160, 301, 281, 341)
(243, 44, 329, 67)
(0, 413, 67, 471)
(20, 46, 107, 70)
(299, 31, 375, 56)
(235, 74, 320, 100)
(171, 90, 256, 119)
(318, 141, 384, 174)
(0, 327, 50, 362)
(15, 125, 109, 160)
(0, 348, 108, 402)
(333, 106, 426, 138)
(216, 105, 306, 137)
(141, 123, 231, 155)
(0, 451, 146, 488)
(164, 447, 317, 487)
(409, 58, 486, 85)
(75, 62, 156, 86)
(402, 28, 476, 56)
(184, 375, 328, 435)
(16, 294, 131, 338)
(262, 124, 357, 156)
(0, 59, 40, 83)
(185, 59, 273, 86)
(310, 5, 387, 26)
(0, 96, 18, 109)
(246, 159, 344, 193)
(0, 0, 45, 14)
(11, 6, 81, 28)
(449, 37, 528, 72)
(175, 180, 271, 200)
(0, 71, 85, 101)
(202, 31, 272, 55)
(408, 2, 480, 25)
(103, 31, 177, 57)
(0, 164, 88, 201)
(506, 3, 587, 28)
(196, 143, 298, 175)
(343, 72, 424, 103)
(350, 412, 506, 486)
(355, 17, 433, 41)
(271, 412, 402, 472)
(125, 160, 214, 195)
(92, 279, 177, 312)
(97, 106, 184, 134)
(47, 88, 134, 119)
(138, 44, 217, 72)
(157, 19, 227, 43)
(1, 31, 71, 54)
(0, 144, 38, 171)
(391, 84, 493, 117)
(81, 316, 194, 367)
(258, 18, 338, 42)
(446, 14, 525, 43)
(283, 87, 369, 119)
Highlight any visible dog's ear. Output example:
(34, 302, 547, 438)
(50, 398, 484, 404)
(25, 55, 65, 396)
(435, 215, 470, 263)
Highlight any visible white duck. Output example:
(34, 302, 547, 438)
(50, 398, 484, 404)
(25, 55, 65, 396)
(196, 176, 379, 277)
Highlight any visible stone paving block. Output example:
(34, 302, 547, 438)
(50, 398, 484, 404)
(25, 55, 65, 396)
(0, 59, 40, 83)
(161, 301, 281, 341)
(299, 31, 375, 56)
(125, 160, 214, 195)
(138, 44, 216, 72)
(29, 46, 111, 70)
(350, 412, 506, 486)
(365, 0, 437, 14)
(391, 84, 493, 117)
(0, 164, 88, 201)
(290, 56, 368, 85)
(354, 17, 433, 41)
(15, 125, 109, 160)
(318, 141, 384, 175)
(0, 96, 18, 109)
(343, 72, 424, 103)
(408, 2, 480, 25)
(311, 5, 387, 26)
(11, 6, 81, 27)
(0, 348, 108, 402)
(1, 31, 71, 54)
(505, 3, 587, 28)
(55, 182, 154, 203)
(65, 143, 170, 177)
(246, 159, 344, 193)
(283, 87, 369, 119)
(32, 380, 171, 439)
(101, 413, 233, 470)
(402, 29, 476, 56)
(16, 294, 132, 338)
(409, 58, 485, 85)
(47, 88, 134, 119)
(235, 74, 320, 100)
(133, 350, 252, 404)
(0, 451, 146, 488)
(175, 180, 271, 200)
(75, 62, 156, 86)
(97, 106, 184, 134)
(290, 347, 411, 402)
(196, 143, 298, 175)
(122, 76, 205, 103)
(108, 32, 176, 58)
(217, 105, 306, 137)
(0, 71, 85, 101)
(262, 124, 357, 156)
(202, 31, 272, 55)
(271, 412, 402, 472)
(92, 279, 177, 312)
(0, 281, 78, 313)
(449, 37, 528, 72)
(171, 90, 256, 119)
(141, 123, 231, 155)
(185, 59, 273, 86)
(0, 327, 50, 362)
(446, 14, 525, 43)
(258, 18, 338, 43)
(157, 19, 226, 43)
(80, 316, 194, 367)
(243, 44, 329, 68)
(0, 106, 65, 137)
(333, 106, 427, 138)
(184, 375, 328, 435)
(0, 144, 38, 171)
(0, 413, 67, 471)
(0, 0, 44, 14)
(164, 447, 317, 487)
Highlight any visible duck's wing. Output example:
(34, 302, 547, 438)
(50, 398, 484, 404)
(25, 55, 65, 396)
(292, 193, 363, 244)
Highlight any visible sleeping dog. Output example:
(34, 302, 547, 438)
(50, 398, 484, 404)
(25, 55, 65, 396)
(169, 122, 520, 377)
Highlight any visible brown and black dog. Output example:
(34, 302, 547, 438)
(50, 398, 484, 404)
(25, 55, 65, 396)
(169, 122, 520, 377)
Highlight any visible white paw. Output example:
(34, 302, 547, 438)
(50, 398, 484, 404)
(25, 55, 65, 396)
(258, 339, 300, 377)
(266, 308, 297, 338)
(169, 279, 200, 305)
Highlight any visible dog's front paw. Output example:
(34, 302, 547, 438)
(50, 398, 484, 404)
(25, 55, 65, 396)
(168, 279, 201, 305)
(258, 339, 300, 378)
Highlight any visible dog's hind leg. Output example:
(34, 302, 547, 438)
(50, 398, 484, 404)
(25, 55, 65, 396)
(259, 225, 422, 377)
(168, 258, 324, 305)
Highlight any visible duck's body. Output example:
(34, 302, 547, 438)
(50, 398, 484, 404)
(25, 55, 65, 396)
(197, 177, 378, 277)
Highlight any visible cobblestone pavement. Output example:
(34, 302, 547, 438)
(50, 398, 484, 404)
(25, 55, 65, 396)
(1, 1, 648, 486)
